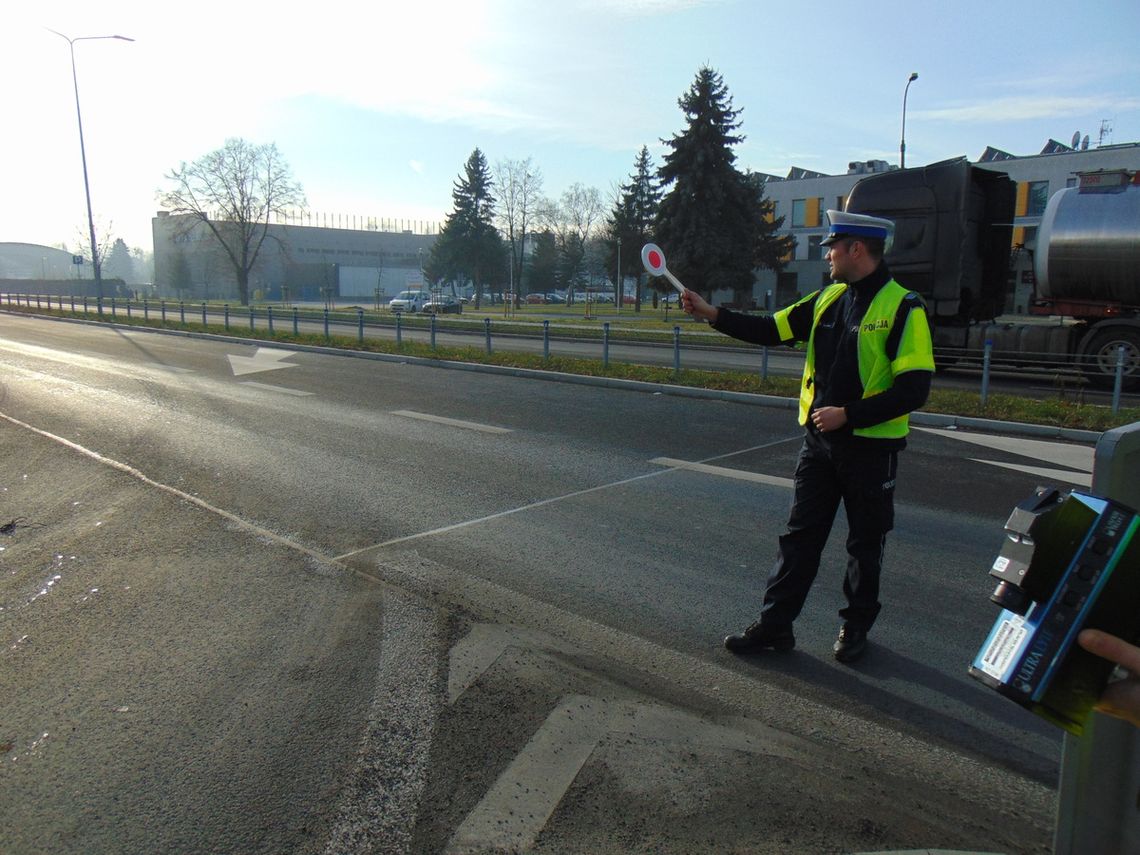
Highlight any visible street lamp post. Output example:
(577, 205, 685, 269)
(48, 29, 133, 305)
(615, 237, 621, 315)
(900, 71, 918, 170)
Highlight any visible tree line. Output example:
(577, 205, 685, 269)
(158, 66, 792, 308)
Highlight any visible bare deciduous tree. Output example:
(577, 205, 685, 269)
(494, 157, 543, 298)
(544, 183, 604, 298)
(159, 138, 305, 305)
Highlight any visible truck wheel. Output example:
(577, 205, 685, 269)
(1081, 328, 1140, 390)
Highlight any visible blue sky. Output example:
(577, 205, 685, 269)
(5, 0, 1139, 252)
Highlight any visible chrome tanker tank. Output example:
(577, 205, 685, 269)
(1034, 176, 1140, 306)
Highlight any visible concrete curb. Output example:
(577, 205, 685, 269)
(5, 310, 1107, 444)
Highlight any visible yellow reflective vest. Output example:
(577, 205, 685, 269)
(773, 280, 934, 439)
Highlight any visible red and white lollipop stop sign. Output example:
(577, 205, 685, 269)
(640, 243, 686, 295)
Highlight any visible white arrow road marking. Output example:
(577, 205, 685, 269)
(226, 347, 300, 377)
(444, 623, 811, 855)
(967, 458, 1092, 487)
(913, 426, 1094, 486)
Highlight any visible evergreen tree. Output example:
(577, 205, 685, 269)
(655, 66, 790, 303)
(524, 230, 559, 295)
(605, 146, 661, 310)
(429, 148, 504, 307)
(103, 238, 135, 291)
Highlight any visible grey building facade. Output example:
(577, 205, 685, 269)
(151, 213, 438, 304)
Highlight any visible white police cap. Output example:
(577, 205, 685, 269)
(820, 210, 894, 246)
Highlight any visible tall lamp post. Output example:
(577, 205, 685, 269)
(615, 237, 621, 315)
(900, 71, 918, 170)
(48, 29, 134, 306)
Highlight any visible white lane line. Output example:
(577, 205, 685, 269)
(650, 456, 794, 488)
(239, 381, 314, 397)
(333, 437, 801, 562)
(392, 409, 512, 434)
(335, 467, 673, 559)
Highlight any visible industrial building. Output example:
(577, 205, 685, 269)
(150, 212, 439, 305)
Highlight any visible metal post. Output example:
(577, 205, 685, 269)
(201, 303, 207, 326)
(981, 339, 993, 408)
(323, 308, 329, 339)
(485, 318, 492, 354)
(223, 304, 229, 330)
(160, 300, 165, 323)
(357, 308, 364, 344)
(143, 298, 148, 320)
(543, 320, 550, 359)
(126, 300, 131, 319)
(673, 326, 681, 375)
(249, 306, 255, 331)
(293, 308, 299, 336)
(110, 297, 116, 317)
(761, 346, 769, 380)
(901, 72, 918, 169)
(603, 322, 610, 368)
(1054, 421, 1140, 855)
(396, 313, 402, 346)
(1112, 345, 1125, 416)
(268, 306, 275, 335)
(179, 301, 185, 324)
(430, 313, 437, 349)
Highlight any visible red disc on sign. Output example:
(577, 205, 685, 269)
(641, 243, 667, 275)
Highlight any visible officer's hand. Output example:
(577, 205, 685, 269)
(681, 289, 717, 323)
(1079, 628, 1140, 728)
(811, 406, 848, 433)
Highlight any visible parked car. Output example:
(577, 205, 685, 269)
(525, 293, 547, 304)
(423, 294, 462, 314)
(389, 290, 430, 312)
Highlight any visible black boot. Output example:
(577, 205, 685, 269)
(833, 626, 868, 663)
(724, 621, 795, 654)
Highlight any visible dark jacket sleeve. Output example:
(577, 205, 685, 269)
(711, 297, 816, 346)
(844, 369, 931, 428)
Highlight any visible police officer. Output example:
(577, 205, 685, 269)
(681, 210, 935, 663)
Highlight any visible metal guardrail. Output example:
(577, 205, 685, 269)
(1, 292, 1137, 409)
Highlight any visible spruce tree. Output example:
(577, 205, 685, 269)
(605, 146, 661, 310)
(429, 148, 504, 307)
(656, 66, 788, 304)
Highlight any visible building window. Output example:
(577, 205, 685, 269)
(807, 235, 823, 261)
(1027, 181, 1050, 217)
(791, 199, 806, 228)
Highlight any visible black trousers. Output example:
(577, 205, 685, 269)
(759, 432, 898, 632)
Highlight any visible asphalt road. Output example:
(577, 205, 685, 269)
(1, 312, 1102, 853)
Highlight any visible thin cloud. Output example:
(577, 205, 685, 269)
(918, 95, 1140, 123)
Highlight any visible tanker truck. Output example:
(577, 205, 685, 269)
(842, 158, 1140, 389)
